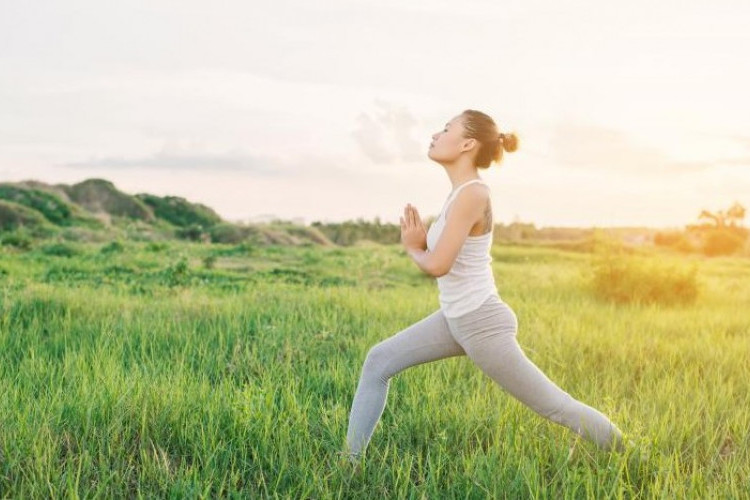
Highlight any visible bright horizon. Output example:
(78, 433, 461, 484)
(1, 1, 748, 229)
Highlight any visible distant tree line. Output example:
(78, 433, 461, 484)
(310, 217, 400, 246)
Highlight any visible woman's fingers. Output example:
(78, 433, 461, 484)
(402, 203, 423, 230)
(411, 205, 421, 229)
(413, 207, 421, 226)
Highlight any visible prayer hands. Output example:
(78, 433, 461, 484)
(400, 203, 427, 251)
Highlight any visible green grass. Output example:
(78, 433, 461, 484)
(0, 241, 748, 498)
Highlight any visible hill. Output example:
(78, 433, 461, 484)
(0, 178, 336, 247)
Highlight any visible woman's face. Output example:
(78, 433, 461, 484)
(427, 114, 469, 164)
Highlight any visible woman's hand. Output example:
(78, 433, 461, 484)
(400, 203, 427, 251)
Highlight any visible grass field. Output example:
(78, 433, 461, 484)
(0, 240, 748, 498)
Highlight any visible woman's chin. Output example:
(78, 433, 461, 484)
(427, 151, 443, 163)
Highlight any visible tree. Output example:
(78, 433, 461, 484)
(698, 202, 746, 228)
(694, 201, 748, 256)
(698, 209, 725, 227)
(726, 201, 746, 227)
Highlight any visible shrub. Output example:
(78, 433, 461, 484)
(654, 231, 696, 253)
(146, 241, 169, 252)
(40, 242, 79, 258)
(1, 231, 33, 250)
(701, 228, 747, 257)
(590, 253, 699, 306)
(175, 224, 207, 242)
(203, 255, 217, 269)
(100, 240, 125, 254)
(0, 185, 74, 225)
(135, 193, 222, 228)
(162, 257, 190, 287)
(0, 199, 48, 231)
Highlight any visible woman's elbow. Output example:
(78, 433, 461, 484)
(423, 252, 451, 277)
(429, 262, 450, 278)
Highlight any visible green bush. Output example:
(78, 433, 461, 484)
(145, 241, 169, 252)
(0, 199, 49, 231)
(0, 185, 74, 225)
(202, 254, 217, 269)
(40, 242, 79, 258)
(100, 240, 125, 254)
(175, 224, 208, 241)
(161, 257, 190, 287)
(591, 253, 699, 306)
(1, 231, 33, 250)
(135, 193, 222, 228)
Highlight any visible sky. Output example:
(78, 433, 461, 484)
(1, 0, 749, 228)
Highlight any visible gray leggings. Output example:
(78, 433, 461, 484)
(346, 295, 623, 457)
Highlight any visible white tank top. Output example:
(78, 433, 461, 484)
(425, 179, 501, 318)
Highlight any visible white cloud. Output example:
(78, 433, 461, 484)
(351, 100, 425, 164)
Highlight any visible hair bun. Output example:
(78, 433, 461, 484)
(500, 132, 519, 153)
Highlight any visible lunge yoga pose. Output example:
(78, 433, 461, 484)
(342, 109, 623, 463)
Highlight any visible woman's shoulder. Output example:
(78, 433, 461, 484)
(445, 183, 490, 219)
(456, 182, 491, 199)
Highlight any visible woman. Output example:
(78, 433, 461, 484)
(340, 109, 624, 466)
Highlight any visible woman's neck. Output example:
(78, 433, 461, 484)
(438, 156, 481, 190)
(447, 172, 481, 191)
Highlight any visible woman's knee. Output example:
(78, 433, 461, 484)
(361, 342, 393, 381)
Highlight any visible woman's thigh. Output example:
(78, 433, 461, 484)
(366, 308, 466, 379)
(446, 299, 570, 413)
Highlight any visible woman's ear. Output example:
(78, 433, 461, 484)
(460, 137, 477, 153)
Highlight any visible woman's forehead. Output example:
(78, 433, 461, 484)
(448, 115, 463, 126)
